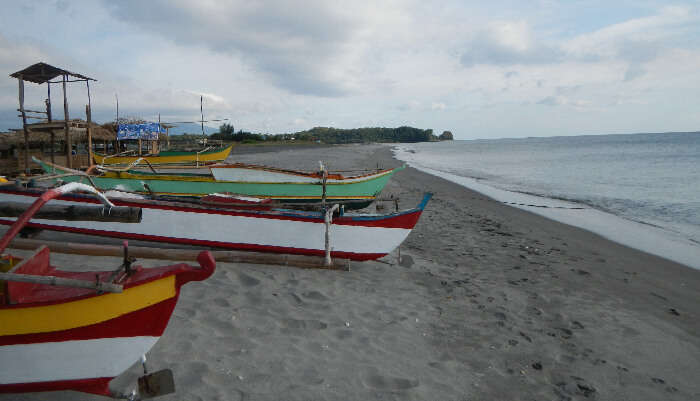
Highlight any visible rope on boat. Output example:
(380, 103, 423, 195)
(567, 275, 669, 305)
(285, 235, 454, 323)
(195, 146, 213, 167)
(96, 157, 158, 173)
(324, 204, 340, 267)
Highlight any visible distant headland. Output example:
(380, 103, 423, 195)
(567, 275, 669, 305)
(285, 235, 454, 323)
(198, 124, 454, 145)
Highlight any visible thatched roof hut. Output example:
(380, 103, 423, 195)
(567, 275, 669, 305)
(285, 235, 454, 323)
(0, 120, 114, 149)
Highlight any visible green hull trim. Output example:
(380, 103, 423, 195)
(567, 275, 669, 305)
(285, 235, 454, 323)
(34, 158, 401, 202)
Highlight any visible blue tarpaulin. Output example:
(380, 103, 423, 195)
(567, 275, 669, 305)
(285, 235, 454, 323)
(117, 123, 165, 140)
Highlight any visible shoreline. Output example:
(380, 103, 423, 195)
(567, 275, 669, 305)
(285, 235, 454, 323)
(3, 143, 699, 400)
(392, 143, 700, 270)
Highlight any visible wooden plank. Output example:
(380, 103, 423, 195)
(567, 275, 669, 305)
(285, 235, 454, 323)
(16, 108, 48, 114)
(7, 238, 350, 271)
(0, 271, 123, 293)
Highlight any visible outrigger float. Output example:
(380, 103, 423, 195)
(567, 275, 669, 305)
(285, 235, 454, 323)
(0, 183, 215, 398)
(0, 184, 431, 262)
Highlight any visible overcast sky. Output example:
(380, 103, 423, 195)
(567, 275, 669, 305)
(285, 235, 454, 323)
(1, 0, 699, 139)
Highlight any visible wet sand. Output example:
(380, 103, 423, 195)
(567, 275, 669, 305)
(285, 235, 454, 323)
(3, 143, 700, 400)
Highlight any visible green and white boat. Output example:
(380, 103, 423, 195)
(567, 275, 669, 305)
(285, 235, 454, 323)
(33, 158, 404, 208)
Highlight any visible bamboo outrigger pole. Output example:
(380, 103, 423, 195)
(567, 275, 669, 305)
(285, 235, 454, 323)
(0, 271, 123, 293)
(0, 201, 141, 223)
(7, 238, 350, 271)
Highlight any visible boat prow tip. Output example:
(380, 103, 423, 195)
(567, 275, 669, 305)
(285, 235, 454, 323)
(196, 250, 216, 278)
(417, 192, 433, 210)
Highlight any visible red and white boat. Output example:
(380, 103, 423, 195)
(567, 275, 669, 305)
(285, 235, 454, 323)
(0, 183, 215, 397)
(0, 186, 431, 261)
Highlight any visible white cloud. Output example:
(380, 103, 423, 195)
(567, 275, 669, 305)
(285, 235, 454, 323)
(564, 6, 696, 60)
(1, 2, 700, 137)
(461, 20, 562, 66)
(100, 0, 384, 96)
(431, 102, 447, 110)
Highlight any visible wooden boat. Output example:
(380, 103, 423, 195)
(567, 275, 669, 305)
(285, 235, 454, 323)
(34, 157, 404, 208)
(0, 183, 216, 397)
(0, 185, 431, 261)
(210, 163, 397, 183)
(92, 144, 234, 166)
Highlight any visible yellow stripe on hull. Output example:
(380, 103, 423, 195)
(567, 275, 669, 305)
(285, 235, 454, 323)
(94, 145, 233, 165)
(0, 276, 175, 336)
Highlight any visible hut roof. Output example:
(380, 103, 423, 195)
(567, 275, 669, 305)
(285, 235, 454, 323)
(9, 62, 95, 84)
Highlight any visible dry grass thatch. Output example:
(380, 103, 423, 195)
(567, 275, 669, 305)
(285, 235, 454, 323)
(0, 120, 115, 148)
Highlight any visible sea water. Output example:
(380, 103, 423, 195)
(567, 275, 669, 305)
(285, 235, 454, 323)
(393, 132, 700, 269)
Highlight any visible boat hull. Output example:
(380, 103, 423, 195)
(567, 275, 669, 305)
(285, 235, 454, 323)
(0, 189, 430, 261)
(93, 144, 233, 165)
(35, 160, 402, 205)
(0, 249, 215, 396)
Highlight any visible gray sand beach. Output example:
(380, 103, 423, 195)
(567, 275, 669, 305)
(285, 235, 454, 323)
(3, 143, 700, 401)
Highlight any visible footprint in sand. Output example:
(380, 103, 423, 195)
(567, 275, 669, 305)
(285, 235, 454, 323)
(334, 329, 353, 340)
(287, 292, 304, 306)
(302, 290, 329, 301)
(280, 318, 328, 332)
(237, 272, 261, 287)
(399, 254, 414, 268)
(212, 297, 231, 308)
(362, 373, 419, 391)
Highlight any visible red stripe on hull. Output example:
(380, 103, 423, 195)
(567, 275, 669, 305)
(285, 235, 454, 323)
(0, 220, 389, 261)
(0, 377, 112, 396)
(333, 210, 422, 228)
(0, 189, 423, 229)
(0, 295, 177, 346)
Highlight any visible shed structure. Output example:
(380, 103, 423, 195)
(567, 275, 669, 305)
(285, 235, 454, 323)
(9, 62, 98, 173)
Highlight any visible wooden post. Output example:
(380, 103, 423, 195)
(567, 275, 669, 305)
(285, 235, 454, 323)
(86, 80, 93, 167)
(17, 76, 30, 174)
(86, 104, 93, 167)
(324, 204, 340, 266)
(62, 74, 71, 169)
(46, 83, 52, 121)
(46, 90, 55, 165)
(49, 130, 55, 168)
(157, 113, 161, 154)
(138, 138, 142, 156)
(320, 161, 327, 207)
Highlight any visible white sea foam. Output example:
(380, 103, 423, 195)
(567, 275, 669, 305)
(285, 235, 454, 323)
(394, 140, 700, 269)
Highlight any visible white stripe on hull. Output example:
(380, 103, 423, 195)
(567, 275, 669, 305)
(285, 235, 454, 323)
(0, 336, 159, 384)
(0, 193, 410, 255)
